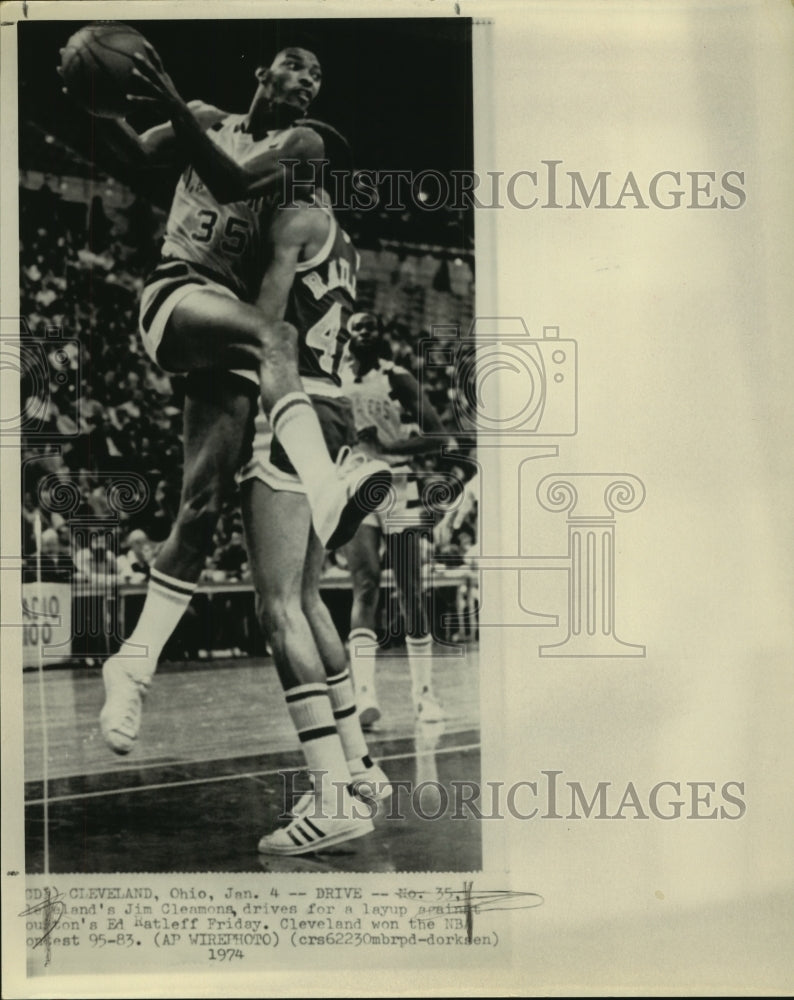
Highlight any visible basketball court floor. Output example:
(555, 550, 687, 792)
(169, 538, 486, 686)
(23, 646, 481, 874)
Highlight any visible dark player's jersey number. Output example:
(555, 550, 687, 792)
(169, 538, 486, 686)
(189, 210, 249, 255)
(305, 301, 348, 377)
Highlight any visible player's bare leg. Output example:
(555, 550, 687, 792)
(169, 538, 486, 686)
(100, 369, 255, 754)
(344, 524, 383, 729)
(301, 528, 391, 809)
(100, 287, 269, 753)
(240, 479, 374, 855)
(390, 527, 443, 722)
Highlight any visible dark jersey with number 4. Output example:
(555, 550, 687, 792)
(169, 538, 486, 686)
(286, 207, 359, 387)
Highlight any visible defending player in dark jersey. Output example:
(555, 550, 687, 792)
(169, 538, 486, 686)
(341, 313, 453, 726)
(72, 43, 390, 755)
(237, 195, 392, 855)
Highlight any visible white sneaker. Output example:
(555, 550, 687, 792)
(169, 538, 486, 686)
(313, 448, 393, 550)
(99, 657, 152, 754)
(350, 762, 393, 807)
(415, 689, 445, 723)
(259, 789, 374, 855)
(289, 764, 392, 817)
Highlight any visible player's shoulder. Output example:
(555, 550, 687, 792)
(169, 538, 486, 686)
(288, 123, 325, 155)
(271, 198, 331, 246)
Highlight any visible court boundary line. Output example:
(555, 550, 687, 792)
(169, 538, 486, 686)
(24, 741, 482, 807)
(23, 719, 479, 784)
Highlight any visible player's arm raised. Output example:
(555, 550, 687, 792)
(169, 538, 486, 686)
(91, 101, 228, 168)
(57, 47, 226, 168)
(254, 206, 328, 323)
(381, 369, 454, 456)
(127, 43, 325, 204)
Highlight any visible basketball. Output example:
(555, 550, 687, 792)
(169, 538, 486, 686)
(60, 22, 151, 118)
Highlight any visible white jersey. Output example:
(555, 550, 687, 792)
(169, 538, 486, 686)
(341, 360, 414, 451)
(341, 360, 427, 534)
(160, 115, 295, 302)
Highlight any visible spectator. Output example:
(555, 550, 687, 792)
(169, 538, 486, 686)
(450, 525, 479, 642)
(74, 533, 118, 583)
(117, 528, 155, 584)
(214, 529, 248, 582)
(23, 527, 76, 584)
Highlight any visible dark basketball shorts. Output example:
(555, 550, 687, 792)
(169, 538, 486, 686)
(236, 384, 356, 494)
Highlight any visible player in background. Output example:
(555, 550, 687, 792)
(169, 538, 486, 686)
(341, 313, 453, 727)
(435, 468, 480, 641)
(63, 42, 391, 754)
(237, 191, 391, 854)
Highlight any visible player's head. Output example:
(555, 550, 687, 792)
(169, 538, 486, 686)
(348, 312, 384, 366)
(255, 47, 322, 115)
(126, 529, 150, 558)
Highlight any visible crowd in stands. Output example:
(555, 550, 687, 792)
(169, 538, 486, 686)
(19, 178, 479, 616)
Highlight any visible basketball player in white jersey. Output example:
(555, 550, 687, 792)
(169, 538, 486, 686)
(70, 43, 391, 754)
(341, 313, 452, 727)
(237, 192, 391, 854)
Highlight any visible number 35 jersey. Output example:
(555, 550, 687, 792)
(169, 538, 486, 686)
(286, 207, 359, 388)
(160, 115, 292, 302)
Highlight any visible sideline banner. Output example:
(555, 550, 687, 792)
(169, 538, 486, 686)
(21, 582, 72, 668)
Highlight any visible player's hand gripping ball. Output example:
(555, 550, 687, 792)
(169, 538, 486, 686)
(59, 22, 156, 118)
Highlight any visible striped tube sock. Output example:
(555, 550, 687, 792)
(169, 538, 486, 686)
(270, 392, 335, 502)
(327, 669, 370, 770)
(348, 628, 378, 695)
(119, 567, 197, 676)
(285, 683, 352, 808)
(406, 634, 434, 700)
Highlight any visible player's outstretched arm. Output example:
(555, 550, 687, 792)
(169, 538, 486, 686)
(85, 100, 226, 169)
(128, 43, 325, 204)
(255, 206, 328, 323)
(59, 46, 226, 170)
(57, 69, 155, 168)
(380, 369, 453, 456)
(139, 102, 229, 160)
(90, 117, 154, 168)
